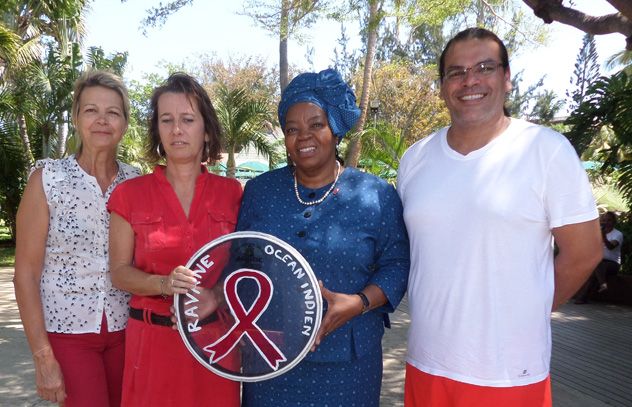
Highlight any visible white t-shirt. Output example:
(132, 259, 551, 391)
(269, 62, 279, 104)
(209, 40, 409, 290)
(397, 118, 598, 387)
(604, 228, 623, 264)
(35, 156, 140, 333)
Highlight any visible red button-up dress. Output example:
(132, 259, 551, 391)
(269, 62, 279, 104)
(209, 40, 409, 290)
(108, 165, 242, 406)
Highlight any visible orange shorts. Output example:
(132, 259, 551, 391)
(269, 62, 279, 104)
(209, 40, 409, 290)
(404, 363, 552, 407)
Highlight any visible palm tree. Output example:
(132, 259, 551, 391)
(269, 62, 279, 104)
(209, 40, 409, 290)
(0, 1, 93, 241)
(357, 121, 406, 183)
(213, 85, 281, 179)
(605, 50, 632, 75)
(566, 71, 632, 205)
(1, 0, 88, 163)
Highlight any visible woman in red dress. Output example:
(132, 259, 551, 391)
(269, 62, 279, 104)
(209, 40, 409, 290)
(108, 73, 241, 406)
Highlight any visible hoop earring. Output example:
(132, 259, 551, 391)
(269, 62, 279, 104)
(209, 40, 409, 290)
(204, 141, 211, 162)
(156, 143, 163, 158)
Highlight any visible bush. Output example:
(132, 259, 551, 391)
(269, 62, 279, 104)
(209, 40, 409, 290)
(615, 212, 632, 275)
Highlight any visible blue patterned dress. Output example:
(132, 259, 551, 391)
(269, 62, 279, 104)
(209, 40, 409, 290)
(237, 166, 410, 407)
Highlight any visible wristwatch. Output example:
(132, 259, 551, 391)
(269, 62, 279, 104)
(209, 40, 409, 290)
(356, 292, 370, 314)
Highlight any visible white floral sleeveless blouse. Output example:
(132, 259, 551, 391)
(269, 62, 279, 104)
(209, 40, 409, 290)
(34, 155, 140, 333)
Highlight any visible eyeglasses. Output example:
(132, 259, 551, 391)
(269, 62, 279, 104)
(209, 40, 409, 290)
(444, 61, 504, 82)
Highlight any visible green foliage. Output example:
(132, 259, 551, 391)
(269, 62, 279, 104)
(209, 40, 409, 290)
(85, 46, 128, 75)
(0, 246, 15, 267)
(566, 72, 632, 157)
(196, 56, 279, 111)
(0, 124, 27, 240)
(379, 0, 548, 67)
(404, 0, 470, 27)
(357, 121, 407, 182)
(357, 61, 448, 144)
(566, 71, 632, 207)
(0, 1, 136, 240)
(528, 89, 564, 125)
(0, 222, 15, 267)
(505, 70, 543, 118)
(615, 212, 632, 275)
(213, 85, 281, 178)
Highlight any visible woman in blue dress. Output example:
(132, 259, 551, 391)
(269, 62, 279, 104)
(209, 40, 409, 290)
(237, 68, 410, 407)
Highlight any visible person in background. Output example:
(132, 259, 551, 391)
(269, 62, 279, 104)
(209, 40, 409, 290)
(237, 68, 410, 407)
(107, 73, 241, 406)
(14, 70, 141, 406)
(397, 28, 602, 407)
(575, 211, 624, 304)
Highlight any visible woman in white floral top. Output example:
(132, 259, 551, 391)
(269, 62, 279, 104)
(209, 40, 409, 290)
(13, 70, 140, 407)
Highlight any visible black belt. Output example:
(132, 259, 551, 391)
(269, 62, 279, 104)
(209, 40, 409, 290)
(129, 307, 218, 327)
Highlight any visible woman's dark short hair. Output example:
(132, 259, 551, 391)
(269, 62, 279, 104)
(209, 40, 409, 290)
(147, 72, 222, 164)
(438, 27, 510, 83)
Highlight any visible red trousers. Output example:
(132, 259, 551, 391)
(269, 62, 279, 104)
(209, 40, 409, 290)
(405, 363, 552, 407)
(47, 314, 125, 407)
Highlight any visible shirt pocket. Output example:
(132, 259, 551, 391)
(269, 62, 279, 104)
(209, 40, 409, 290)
(130, 213, 166, 252)
(207, 209, 237, 240)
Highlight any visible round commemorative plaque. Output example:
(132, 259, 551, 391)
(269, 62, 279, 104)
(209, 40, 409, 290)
(174, 231, 322, 382)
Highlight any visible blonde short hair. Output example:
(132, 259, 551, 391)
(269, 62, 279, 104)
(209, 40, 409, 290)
(71, 70, 130, 126)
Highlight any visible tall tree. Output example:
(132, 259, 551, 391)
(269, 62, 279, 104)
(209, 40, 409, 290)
(129, 0, 324, 93)
(345, 0, 383, 168)
(242, 0, 327, 92)
(1, 0, 88, 167)
(382, 0, 547, 67)
(332, 23, 359, 82)
(522, 0, 632, 50)
(359, 61, 449, 144)
(566, 33, 600, 112)
(195, 55, 279, 110)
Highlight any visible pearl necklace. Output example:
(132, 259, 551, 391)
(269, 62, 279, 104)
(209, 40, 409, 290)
(293, 161, 341, 206)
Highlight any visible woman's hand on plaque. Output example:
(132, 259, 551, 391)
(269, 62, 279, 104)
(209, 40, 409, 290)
(311, 280, 364, 352)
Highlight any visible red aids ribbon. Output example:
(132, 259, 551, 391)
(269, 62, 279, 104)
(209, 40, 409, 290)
(204, 269, 287, 370)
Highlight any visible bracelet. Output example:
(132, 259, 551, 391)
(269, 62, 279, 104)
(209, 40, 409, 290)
(356, 292, 370, 315)
(160, 277, 168, 299)
(33, 345, 51, 357)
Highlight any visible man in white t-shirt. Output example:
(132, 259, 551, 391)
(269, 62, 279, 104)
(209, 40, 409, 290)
(397, 27, 603, 407)
(575, 211, 624, 303)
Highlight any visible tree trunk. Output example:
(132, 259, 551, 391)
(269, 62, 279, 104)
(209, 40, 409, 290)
(476, 0, 484, 26)
(279, 0, 290, 93)
(345, 0, 381, 168)
(227, 146, 237, 179)
(56, 114, 68, 158)
(18, 113, 35, 167)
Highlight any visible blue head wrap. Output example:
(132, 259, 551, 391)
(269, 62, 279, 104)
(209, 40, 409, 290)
(278, 68, 361, 139)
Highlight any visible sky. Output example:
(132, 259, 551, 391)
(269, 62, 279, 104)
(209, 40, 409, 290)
(83, 0, 626, 106)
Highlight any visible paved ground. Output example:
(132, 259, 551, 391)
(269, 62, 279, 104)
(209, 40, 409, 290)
(1, 266, 630, 406)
